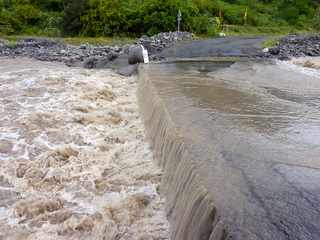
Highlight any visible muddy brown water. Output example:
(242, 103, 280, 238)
(138, 59, 320, 240)
(0, 57, 169, 240)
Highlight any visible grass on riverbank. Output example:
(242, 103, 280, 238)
(223, 25, 311, 36)
(202, 25, 318, 48)
(0, 26, 318, 49)
(262, 37, 281, 48)
(0, 34, 136, 46)
(63, 37, 135, 46)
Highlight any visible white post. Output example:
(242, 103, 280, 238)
(177, 10, 182, 33)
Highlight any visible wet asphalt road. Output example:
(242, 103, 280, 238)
(160, 37, 265, 59)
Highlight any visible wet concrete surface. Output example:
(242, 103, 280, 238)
(160, 37, 265, 59)
(139, 60, 320, 239)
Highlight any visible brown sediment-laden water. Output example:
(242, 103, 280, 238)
(2, 50, 320, 240)
(138, 58, 320, 240)
(0, 57, 169, 240)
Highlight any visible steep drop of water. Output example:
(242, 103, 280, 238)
(138, 63, 229, 240)
(138, 60, 320, 240)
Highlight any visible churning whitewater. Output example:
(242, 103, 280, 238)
(0, 57, 169, 240)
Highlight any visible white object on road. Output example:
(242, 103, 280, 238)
(262, 48, 269, 53)
(141, 45, 149, 64)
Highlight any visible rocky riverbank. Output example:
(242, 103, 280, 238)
(1, 33, 320, 71)
(0, 32, 193, 71)
(266, 35, 320, 60)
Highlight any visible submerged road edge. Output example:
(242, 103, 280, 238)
(137, 65, 227, 240)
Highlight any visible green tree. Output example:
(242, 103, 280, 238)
(277, 0, 316, 25)
(62, 0, 87, 35)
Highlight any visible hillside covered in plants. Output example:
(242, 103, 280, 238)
(0, 0, 320, 37)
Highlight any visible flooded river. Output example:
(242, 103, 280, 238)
(138, 58, 320, 240)
(2, 54, 320, 240)
(0, 57, 169, 240)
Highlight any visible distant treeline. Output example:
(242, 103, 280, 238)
(0, 0, 319, 37)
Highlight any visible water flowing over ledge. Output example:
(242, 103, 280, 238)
(137, 60, 320, 240)
(137, 64, 227, 240)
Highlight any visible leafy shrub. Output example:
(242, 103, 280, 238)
(312, 7, 320, 31)
(0, 10, 21, 34)
(221, 3, 245, 25)
(15, 4, 41, 26)
(191, 15, 213, 34)
(39, 12, 63, 36)
(62, 0, 87, 36)
(80, 0, 201, 36)
(0, 0, 319, 37)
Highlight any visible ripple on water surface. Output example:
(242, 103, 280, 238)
(140, 58, 320, 239)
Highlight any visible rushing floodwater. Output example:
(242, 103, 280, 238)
(138, 58, 320, 240)
(2, 55, 320, 240)
(0, 57, 169, 240)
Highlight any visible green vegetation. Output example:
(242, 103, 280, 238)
(6, 38, 17, 48)
(63, 36, 135, 46)
(0, 0, 319, 37)
(262, 36, 281, 48)
(0, 34, 136, 46)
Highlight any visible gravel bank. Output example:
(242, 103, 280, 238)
(2, 34, 320, 66)
(266, 35, 320, 60)
(0, 32, 193, 70)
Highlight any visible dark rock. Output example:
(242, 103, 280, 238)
(83, 57, 100, 69)
(138, 31, 193, 55)
(65, 58, 82, 67)
(128, 45, 144, 65)
(117, 64, 138, 76)
(107, 51, 119, 61)
(79, 44, 87, 49)
(269, 47, 280, 55)
(278, 56, 291, 61)
(95, 57, 112, 69)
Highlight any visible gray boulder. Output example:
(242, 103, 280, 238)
(269, 47, 280, 55)
(83, 52, 119, 69)
(83, 57, 100, 69)
(0, 39, 8, 48)
(117, 64, 138, 76)
(128, 45, 144, 65)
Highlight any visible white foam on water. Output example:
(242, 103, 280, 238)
(0, 130, 20, 140)
(276, 58, 320, 79)
(0, 57, 169, 240)
(0, 207, 16, 224)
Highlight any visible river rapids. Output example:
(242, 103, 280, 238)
(0, 57, 169, 240)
